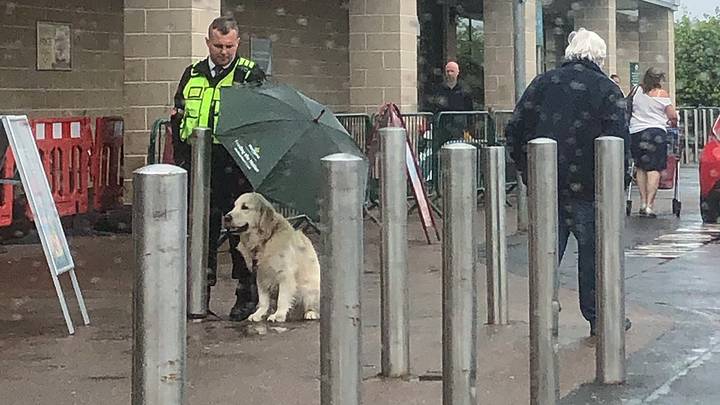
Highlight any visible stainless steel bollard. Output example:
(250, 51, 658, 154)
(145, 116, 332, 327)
(483, 146, 508, 325)
(528, 139, 559, 405)
(132, 164, 187, 405)
(188, 127, 211, 318)
(441, 143, 478, 405)
(517, 177, 529, 232)
(595, 136, 626, 384)
(320, 153, 368, 405)
(513, 0, 529, 233)
(379, 127, 410, 377)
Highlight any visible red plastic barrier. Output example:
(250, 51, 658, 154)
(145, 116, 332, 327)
(0, 150, 13, 227)
(27, 117, 93, 218)
(92, 117, 124, 212)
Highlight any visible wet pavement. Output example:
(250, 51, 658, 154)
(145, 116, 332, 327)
(0, 166, 718, 404)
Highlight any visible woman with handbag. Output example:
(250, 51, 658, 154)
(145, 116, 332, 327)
(628, 67, 678, 217)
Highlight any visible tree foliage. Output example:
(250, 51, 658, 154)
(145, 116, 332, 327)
(675, 12, 720, 106)
(456, 17, 484, 108)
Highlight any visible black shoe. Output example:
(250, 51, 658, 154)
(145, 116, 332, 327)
(228, 283, 258, 322)
(590, 318, 632, 336)
(229, 300, 257, 321)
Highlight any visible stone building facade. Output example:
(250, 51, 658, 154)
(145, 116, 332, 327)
(0, 0, 677, 200)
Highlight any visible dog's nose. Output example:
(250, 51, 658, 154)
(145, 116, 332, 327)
(223, 214, 233, 225)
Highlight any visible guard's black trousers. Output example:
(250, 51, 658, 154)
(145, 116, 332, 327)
(174, 137, 254, 293)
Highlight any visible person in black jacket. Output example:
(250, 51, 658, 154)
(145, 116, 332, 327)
(506, 28, 631, 337)
(170, 16, 265, 321)
(429, 61, 475, 190)
(432, 61, 474, 113)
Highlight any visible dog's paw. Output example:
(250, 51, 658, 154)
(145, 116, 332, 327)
(304, 310, 319, 320)
(267, 312, 287, 323)
(248, 311, 266, 322)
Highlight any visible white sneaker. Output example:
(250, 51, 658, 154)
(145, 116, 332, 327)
(645, 207, 657, 218)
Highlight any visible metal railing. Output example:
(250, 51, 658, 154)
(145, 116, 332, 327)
(147, 118, 171, 165)
(336, 113, 372, 152)
(678, 107, 720, 164)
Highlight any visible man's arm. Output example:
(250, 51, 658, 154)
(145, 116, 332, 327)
(173, 65, 193, 114)
(506, 75, 542, 181)
(171, 65, 193, 168)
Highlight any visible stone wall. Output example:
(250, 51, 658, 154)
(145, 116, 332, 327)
(573, 0, 617, 75)
(348, 0, 418, 113)
(226, 0, 351, 112)
(0, 0, 124, 118)
(639, 2, 675, 100)
(616, 12, 639, 94)
(123, 0, 221, 201)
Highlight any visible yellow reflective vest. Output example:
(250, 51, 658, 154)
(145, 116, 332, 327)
(179, 57, 256, 143)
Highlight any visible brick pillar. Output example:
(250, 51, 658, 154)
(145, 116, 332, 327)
(524, 0, 538, 84)
(349, 0, 418, 113)
(616, 13, 639, 94)
(484, 0, 537, 109)
(123, 0, 220, 201)
(639, 2, 675, 100)
(573, 0, 617, 75)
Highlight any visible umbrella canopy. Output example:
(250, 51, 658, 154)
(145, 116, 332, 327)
(215, 83, 366, 220)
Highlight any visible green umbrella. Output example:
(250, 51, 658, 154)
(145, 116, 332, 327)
(215, 83, 366, 221)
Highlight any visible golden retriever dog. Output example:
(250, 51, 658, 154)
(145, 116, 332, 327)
(224, 193, 320, 323)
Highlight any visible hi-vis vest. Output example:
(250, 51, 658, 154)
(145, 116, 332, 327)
(179, 57, 256, 143)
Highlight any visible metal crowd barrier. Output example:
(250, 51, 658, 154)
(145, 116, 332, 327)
(678, 107, 720, 164)
(147, 118, 172, 165)
(336, 113, 372, 151)
(433, 111, 518, 194)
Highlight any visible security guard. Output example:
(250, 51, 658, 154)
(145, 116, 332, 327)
(171, 16, 265, 321)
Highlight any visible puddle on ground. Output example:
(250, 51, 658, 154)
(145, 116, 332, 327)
(223, 322, 295, 337)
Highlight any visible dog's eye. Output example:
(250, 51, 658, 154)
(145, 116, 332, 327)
(241, 204, 249, 210)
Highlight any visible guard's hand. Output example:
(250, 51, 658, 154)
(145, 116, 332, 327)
(171, 107, 184, 119)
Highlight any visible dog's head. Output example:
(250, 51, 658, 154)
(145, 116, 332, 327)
(224, 192, 276, 235)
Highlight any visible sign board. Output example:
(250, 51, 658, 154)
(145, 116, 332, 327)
(250, 37, 272, 75)
(630, 62, 641, 86)
(0, 115, 89, 334)
(37, 21, 72, 71)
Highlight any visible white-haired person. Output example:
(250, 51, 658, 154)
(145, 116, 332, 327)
(627, 67, 678, 218)
(506, 28, 632, 337)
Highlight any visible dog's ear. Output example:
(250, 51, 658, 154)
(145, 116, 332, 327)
(257, 198, 276, 233)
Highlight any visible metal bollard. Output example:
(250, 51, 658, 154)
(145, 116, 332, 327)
(441, 143, 478, 405)
(319, 153, 368, 405)
(132, 164, 187, 405)
(528, 138, 559, 405)
(188, 127, 211, 318)
(483, 146, 508, 325)
(379, 127, 410, 377)
(595, 136, 626, 384)
(513, 0, 529, 233)
(517, 176, 529, 232)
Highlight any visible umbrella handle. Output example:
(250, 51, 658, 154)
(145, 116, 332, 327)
(313, 109, 326, 123)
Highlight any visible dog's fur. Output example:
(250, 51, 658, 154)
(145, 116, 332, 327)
(224, 193, 320, 323)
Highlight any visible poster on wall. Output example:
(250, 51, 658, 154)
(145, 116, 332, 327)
(37, 21, 72, 71)
(250, 37, 272, 75)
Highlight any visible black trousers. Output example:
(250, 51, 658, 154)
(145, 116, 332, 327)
(174, 137, 253, 288)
